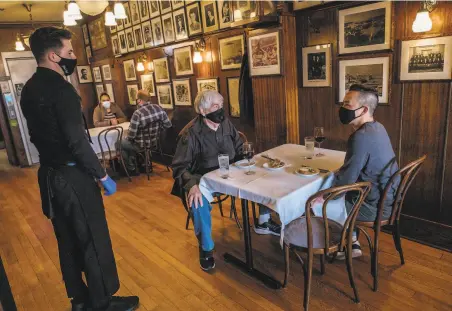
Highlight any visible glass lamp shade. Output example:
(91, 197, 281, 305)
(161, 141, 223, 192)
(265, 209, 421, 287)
(193, 51, 203, 64)
(64, 11, 77, 26)
(105, 11, 117, 26)
(67, 2, 82, 20)
(77, 1, 109, 16)
(15, 39, 25, 51)
(136, 62, 145, 72)
(114, 2, 127, 19)
(412, 10, 432, 33)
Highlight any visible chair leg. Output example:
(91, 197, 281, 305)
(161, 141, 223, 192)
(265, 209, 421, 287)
(303, 251, 313, 311)
(231, 201, 242, 231)
(329, 252, 337, 264)
(119, 155, 132, 182)
(392, 222, 405, 265)
(251, 202, 257, 225)
(283, 244, 290, 288)
(218, 198, 224, 217)
(372, 230, 381, 292)
(320, 254, 325, 275)
(185, 213, 190, 230)
(345, 246, 360, 303)
(230, 197, 235, 218)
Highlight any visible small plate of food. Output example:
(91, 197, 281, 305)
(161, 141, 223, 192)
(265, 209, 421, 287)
(263, 158, 286, 171)
(295, 166, 320, 177)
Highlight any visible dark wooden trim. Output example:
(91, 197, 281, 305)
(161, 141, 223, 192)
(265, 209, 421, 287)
(398, 83, 404, 166)
(440, 81, 452, 211)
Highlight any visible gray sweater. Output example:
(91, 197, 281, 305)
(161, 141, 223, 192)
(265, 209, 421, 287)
(333, 121, 398, 217)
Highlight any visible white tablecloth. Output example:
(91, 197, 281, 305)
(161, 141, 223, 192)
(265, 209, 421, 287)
(199, 144, 347, 242)
(88, 122, 130, 155)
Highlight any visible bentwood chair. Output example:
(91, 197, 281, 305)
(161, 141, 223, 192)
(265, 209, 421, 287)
(98, 126, 131, 182)
(282, 182, 371, 310)
(355, 155, 427, 291)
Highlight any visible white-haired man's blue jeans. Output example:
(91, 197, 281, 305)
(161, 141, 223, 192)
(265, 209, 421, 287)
(191, 194, 271, 252)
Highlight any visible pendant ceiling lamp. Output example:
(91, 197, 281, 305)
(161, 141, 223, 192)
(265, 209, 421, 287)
(76, 0, 109, 16)
(114, 2, 127, 19)
(67, 1, 82, 20)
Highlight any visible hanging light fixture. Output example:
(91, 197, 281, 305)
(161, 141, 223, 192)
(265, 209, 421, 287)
(15, 34, 25, 51)
(63, 10, 77, 26)
(105, 7, 117, 26)
(412, 0, 436, 33)
(67, 1, 82, 20)
(114, 2, 127, 19)
(193, 38, 206, 64)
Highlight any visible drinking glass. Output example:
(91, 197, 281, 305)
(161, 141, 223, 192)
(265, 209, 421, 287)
(314, 126, 326, 157)
(218, 154, 230, 179)
(242, 142, 255, 175)
(304, 136, 315, 159)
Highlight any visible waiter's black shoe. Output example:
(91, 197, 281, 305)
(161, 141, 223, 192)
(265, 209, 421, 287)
(71, 300, 88, 311)
(199, 249, 215, 271)
(94, 296, 140, 311)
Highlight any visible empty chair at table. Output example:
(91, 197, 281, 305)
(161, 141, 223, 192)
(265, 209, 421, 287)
(93, 92, 127, 127)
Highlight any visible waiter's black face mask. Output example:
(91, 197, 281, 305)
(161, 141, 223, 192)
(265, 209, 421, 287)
(55, 53, 77, 76)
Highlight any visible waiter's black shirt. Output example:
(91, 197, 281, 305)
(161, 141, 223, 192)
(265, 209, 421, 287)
(20, 67, 105, 179)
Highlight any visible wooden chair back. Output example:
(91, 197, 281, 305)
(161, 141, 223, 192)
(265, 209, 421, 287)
(98, 126, 124, 168)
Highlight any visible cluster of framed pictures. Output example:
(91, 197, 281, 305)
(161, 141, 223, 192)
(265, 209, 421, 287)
(76, 63, 115, 103)
(301, 2, 452, 105)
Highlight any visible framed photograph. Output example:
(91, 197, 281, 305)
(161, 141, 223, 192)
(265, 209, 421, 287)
(88, 16, 107, 50)
(123, 59, 137, 81)
(160, 0, 172, 14)
(92, 67, 102, 82)
(174, 46, 194, 76)
(173, 9, 189, 41)
(85, 46, 92, 63)
(138, 0, 149, 22)
(95, 84, 104, 101)
(82, 24, 90, 45)
(186, 3, 203, 36)
(111, 35, 120, 56)
(172, 0, 184, 10)
(105, 83, 115, 102)
(219, 35, 244, 70)
(339, 2, 391, 55)
(227, 77, 240, 117)
(248, 30, 281, 76)
(130, 0, 141, 25)
(76, 66, 93, 83)
(339, 57, 390, 104)
(141, 21, 154, 48)
(236, 0, 251, 13)
(125, 27, 136, 52)
(400, 36, 452, 81)
(153, 57, 170, 82)
(123, 2, 132, 28)
(102, 64, 112, 81)
(157, 84, 174, 109)
(149, 0, 160, 18)
(218, 1, 232, 29)
(302, 44, 332, 87)
(162, 13, 176, 43)
(117, 18, 124, 31)
(110, 25, 117, 34)
(133, 25, 145, 50)
(140, 74, 156, 96)
(151, 17, 165, 46)
(197, 78, 218, 92)
(127, 84, 139, 105)
(201, 1, 219, 33)
(118, 31, 128, 54)
(173, 79, 192, 106)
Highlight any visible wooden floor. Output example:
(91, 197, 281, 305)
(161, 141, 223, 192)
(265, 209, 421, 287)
(1, 150, 452, 311)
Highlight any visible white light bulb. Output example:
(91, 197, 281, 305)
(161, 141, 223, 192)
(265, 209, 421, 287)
(105, 11, 117, 26)
(193, 51, 203, 64)
(67, 2, 82, 20)
(136, 62, 145, 72)
(412, 10, 432, 33)
(114, 2, 127, 19)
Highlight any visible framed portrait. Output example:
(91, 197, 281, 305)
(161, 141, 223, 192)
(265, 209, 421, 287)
(105, 83, 115, 102)
(197, 78, 218, 92)
(82, 24, 90, 45)
(173, 9, 189, 41)
(160, 0, 172, 14)
(162, 13, 176, 43)
(219, 35, 244, 70)
(186, 3, 203, 37)
(400, 36, 452, 81)
(130, 0, 141, 25)
(95, 84, 105, 101)
(123, 59, 137, 81)
(201, 1, 219, 33)
(302, 44, 332, 87)
(174, 46, 194, 76)
(157, 84, 174, 109)
(339, 57, 390, 104)
(118, 31, 128, 54)
(92, 67, 102, 83)
(138, 0, 149, 22)
(127, 84, 139, 105)
(110, 25, 117, 34)
(111, 35, 120, 56)
(151, 17, 165, 46)
(123, 2, 132, 28)
(140, 74, 156, 96)
(76, 66, 93, 83)
(88, 16, 107, 50)
(227, 77, 240, 117)
(218, 1, 233, 29)
(153, 57, 170, 82)
(172, 0, 184, 10)
(133, 25, 145, 50)
(117, 18, 124, 31)
(248, 30, 281, 76)
(125, 27, 136, 52)
(85, 46, 92, 63)
(149, 0, 160, 18)
(102, 65, 112, 81)
(141, 21, 154, 48)
(338, 2, 391, 55)
(173, 79, 192, 106)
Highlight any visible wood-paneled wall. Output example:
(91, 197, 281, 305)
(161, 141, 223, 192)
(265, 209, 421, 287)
(296, 1, 452, 226)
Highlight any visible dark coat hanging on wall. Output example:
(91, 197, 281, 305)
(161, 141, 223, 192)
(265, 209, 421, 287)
(239, 52, 254, 126)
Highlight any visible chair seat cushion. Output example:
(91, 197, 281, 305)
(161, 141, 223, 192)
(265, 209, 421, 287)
(284, 217, 343, 249)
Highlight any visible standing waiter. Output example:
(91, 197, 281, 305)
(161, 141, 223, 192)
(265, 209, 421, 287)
(20, 27, 139, 311)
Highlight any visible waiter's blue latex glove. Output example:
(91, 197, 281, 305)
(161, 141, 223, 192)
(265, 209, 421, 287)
(100, 175, 116, 196)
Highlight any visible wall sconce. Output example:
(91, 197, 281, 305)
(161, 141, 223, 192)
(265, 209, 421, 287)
(193, 38, 206, 64)
(15, 34, 25, 51)
(67, 1, 82, 20)
(147, 61, 154, 71)
(137, 53, 147, 72)
(63, 3, 77, 26)
(412, 0, 436, 33)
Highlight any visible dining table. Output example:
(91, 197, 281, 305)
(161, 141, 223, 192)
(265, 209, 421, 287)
(199, 144, 346, 289)
(88, 122, 130, 155)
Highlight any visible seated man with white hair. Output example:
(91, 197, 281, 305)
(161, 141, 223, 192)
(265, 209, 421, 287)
(171, 90, 281, 271)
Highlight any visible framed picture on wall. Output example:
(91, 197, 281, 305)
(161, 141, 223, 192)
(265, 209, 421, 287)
(338, 2, 391, 55)
(339, 56, 390, 104)
(160, 0, 172, 14)
(110, 25, 117, 34)
(111, 35, 120, 56)
(127, 84, 139, 105)
(186, 2, 203, 37)
(302, 44, 332, 87)
(133, 25, 145, 50)
(400, 36, 452, 81)
(219, 35, 244, 70)
(157, 84, 174, 109)
(138, 0, 149, 22)
(173, 9, 189, 41)
(248, 30, 281, 76)
(173, 79, 192, 106)
(174, 46, 194, 76)
(76, 66, 93, 83)
(123, 2, 132, 28)
(117, 19, 124, 31)
(102, 65, 112, 81)
(141, 74, 156, 96)
(88, 16, 108, 50)
(92, 67, 102, 82)
(218, 0, 233, 29)
(172, 0, 184, 10)
(149, 0, 160, 17)
(118, 31, 128, 54)
(142, 21, 154, 48)
(153, 57, 170, 82)
(162, 13, 176, 43)
(201, 1, 219, 33)
(197, 78, 218, 92)
(125, 27, 136, 52)
(130, 1, 141, 25)
(105, 83, 116, 102)
(82, 24, 90, 45)
(123, 59, 137, 81)
(85, 46, 92, 63)
(95, 84, 104, 101)
(151, 17, 165, 46)
(227, 77, 240, 117)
